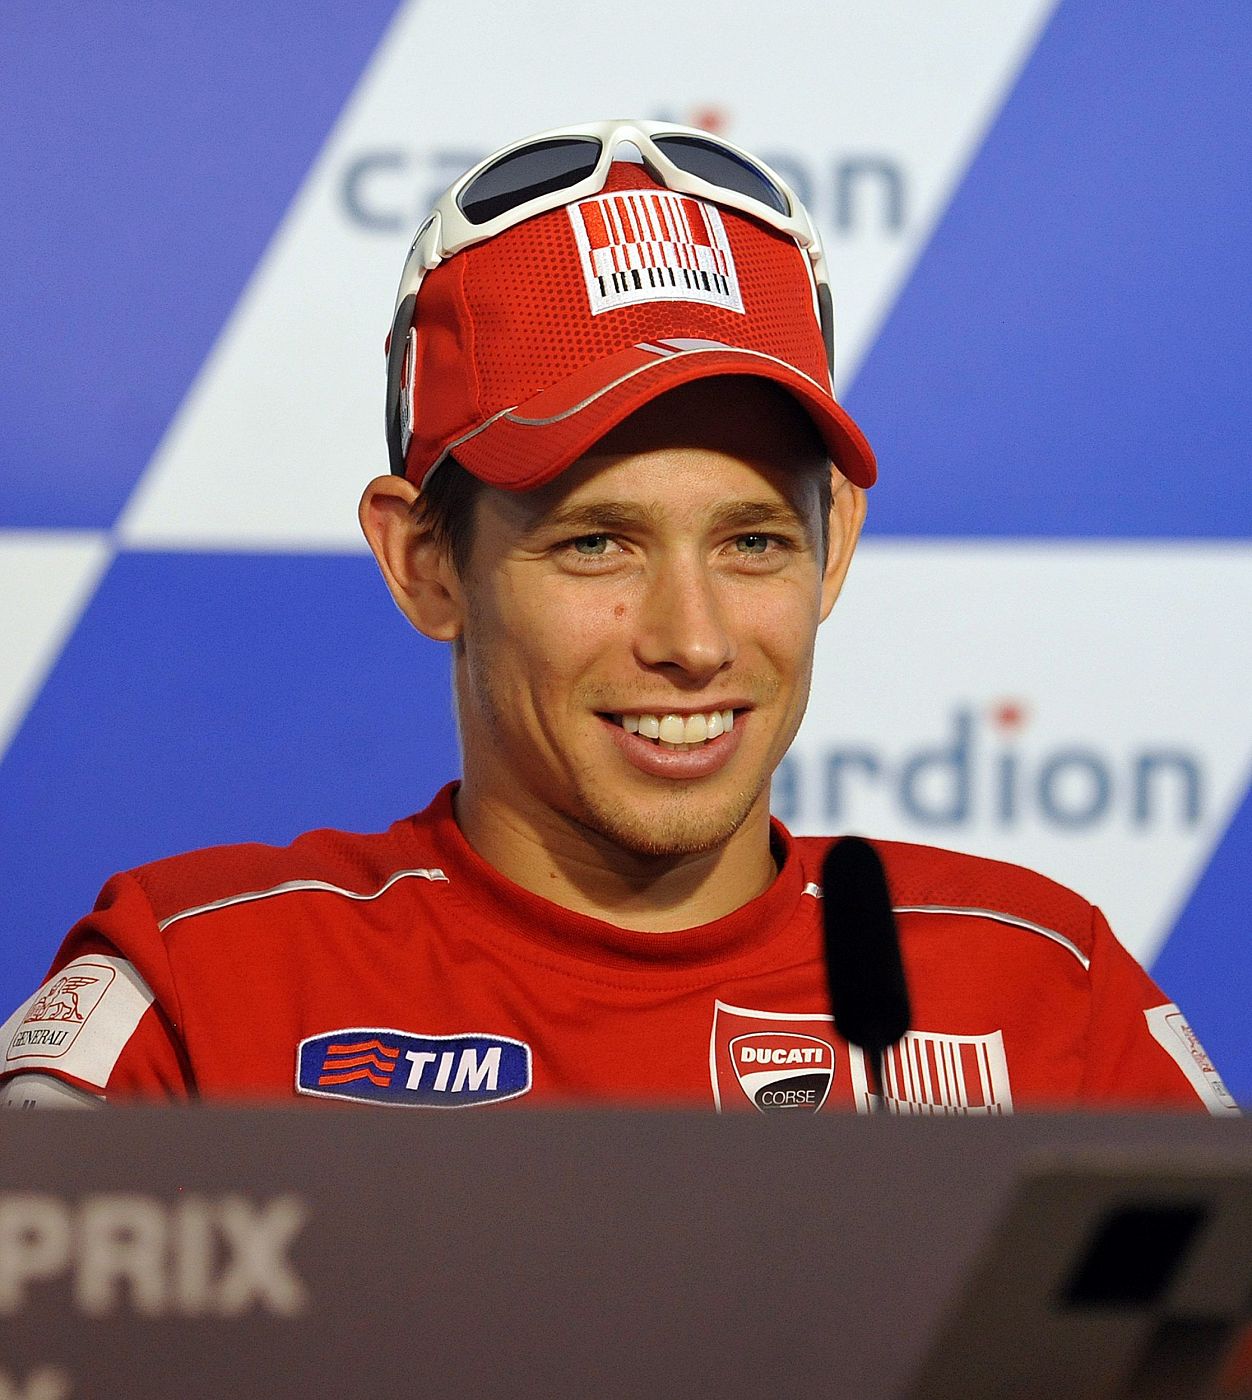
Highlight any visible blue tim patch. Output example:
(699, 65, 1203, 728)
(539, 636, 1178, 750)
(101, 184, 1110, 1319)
(295, 1028, 532, 1108)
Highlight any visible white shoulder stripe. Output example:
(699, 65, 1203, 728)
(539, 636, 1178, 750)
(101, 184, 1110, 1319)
(157, 867, 449, 933)
(799, 885, 1090, 970)
(892, 905, 1090, 970)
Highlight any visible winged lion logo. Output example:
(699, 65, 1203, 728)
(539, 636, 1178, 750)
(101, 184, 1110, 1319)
(26, 975, 99, 1024)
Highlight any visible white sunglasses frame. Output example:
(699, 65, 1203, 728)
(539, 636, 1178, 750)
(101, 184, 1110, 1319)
(386, 120, 838, 475)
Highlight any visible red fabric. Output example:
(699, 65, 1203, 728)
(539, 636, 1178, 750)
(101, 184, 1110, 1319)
(580, 202, 609, 249)
(1, 784, 1224, 1112)
(453, 348, 876, 494)
(405, 162, 877, 490)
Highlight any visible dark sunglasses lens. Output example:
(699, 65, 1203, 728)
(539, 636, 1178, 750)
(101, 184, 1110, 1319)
(458, 137, 602, 225)
(653, 135, 790, 216)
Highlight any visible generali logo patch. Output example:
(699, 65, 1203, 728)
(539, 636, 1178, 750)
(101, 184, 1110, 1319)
(6, 962, 115, 1062)
(1145, 1004, 1239, 1114)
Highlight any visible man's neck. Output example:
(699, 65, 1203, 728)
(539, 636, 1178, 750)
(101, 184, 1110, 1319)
(452, 789, 779, 933)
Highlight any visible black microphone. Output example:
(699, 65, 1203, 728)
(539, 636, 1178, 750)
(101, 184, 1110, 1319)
(821, 836, 911, 1110)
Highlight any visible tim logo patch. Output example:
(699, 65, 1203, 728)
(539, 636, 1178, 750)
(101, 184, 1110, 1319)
(6, 963, 115, 1061)
(569, 190, 744, 315)
(295, 1029, 532, 1109)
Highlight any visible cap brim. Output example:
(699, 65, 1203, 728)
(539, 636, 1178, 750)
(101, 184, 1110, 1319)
(442, 341, 877, 490)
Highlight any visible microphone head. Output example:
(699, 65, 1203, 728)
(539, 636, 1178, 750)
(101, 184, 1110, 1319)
(821, 836, 910, 1055)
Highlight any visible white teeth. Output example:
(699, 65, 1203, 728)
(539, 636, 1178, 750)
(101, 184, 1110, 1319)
(617, 709, 737, 746)
(658, 714, 686, 744)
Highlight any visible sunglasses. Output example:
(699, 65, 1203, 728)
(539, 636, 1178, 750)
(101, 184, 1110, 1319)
(387, 120, 836, 476)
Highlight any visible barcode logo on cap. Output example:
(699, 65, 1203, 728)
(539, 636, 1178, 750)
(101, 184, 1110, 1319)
(569, 190, 744, 316)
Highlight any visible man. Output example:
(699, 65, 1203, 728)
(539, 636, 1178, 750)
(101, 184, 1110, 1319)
(0, 122, 1235, 1114)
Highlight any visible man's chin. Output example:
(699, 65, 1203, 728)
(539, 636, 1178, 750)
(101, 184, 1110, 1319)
(572, 785, 765, 863)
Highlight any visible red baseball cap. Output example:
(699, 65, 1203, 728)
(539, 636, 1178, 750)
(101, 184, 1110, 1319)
(399, 160, 876, 490)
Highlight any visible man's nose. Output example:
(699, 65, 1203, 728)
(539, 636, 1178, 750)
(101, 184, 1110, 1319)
(633, 558, 736, 682)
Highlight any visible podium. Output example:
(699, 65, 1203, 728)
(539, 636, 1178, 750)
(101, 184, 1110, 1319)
(2, 1108, 1250, 1398)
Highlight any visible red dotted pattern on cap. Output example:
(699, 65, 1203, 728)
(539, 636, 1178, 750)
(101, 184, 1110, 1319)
(405, 162, 829, 482)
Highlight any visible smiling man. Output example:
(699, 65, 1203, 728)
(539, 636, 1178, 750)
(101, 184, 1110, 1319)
(0, 122, 1235, 1114)
(363, 377, 856, 933)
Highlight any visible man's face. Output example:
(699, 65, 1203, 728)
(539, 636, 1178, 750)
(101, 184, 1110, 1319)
(448, 379, 860, 862)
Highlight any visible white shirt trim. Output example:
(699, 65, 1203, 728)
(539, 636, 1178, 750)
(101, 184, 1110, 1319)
(156, 868, 449, 933)
(801, 885, 1090, 970)
(891, 905, 1090, 970)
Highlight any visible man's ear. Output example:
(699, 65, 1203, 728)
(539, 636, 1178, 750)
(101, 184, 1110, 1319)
(358, 475, 465, 641)
(818, 472, 867, 622)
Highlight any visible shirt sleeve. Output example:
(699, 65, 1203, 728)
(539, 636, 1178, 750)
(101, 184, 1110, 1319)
(1079, 905, 1239, 1113)
(0, 873, 194, 1101)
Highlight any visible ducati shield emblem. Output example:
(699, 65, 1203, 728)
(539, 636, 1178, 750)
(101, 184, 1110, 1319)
(730, 1032, 834, 1113)
(710, 1001, 854, 1113)
(710, 1001, 1015, 1115)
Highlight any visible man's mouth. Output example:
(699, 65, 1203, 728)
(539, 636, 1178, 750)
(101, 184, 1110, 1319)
(608, 709, 736, 752)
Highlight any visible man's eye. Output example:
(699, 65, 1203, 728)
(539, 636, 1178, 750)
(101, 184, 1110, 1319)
(736, 534, 773, 554)
(571, 535, 612, 555)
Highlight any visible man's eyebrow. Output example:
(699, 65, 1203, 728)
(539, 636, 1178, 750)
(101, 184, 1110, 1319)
(532, 501, 661, 536)
(707, 500, 811, 535)
(530, 498, 811, 537)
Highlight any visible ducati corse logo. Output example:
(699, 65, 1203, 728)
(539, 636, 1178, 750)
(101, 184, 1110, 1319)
(730, 1032, 834, 1113)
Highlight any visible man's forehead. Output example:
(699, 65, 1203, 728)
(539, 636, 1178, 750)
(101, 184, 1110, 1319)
(489, 444, 822, 536)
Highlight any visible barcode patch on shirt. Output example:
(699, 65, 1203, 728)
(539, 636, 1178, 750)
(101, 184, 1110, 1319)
(569, 190, 744, 315)
(879, 1029, 1014, 1115)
